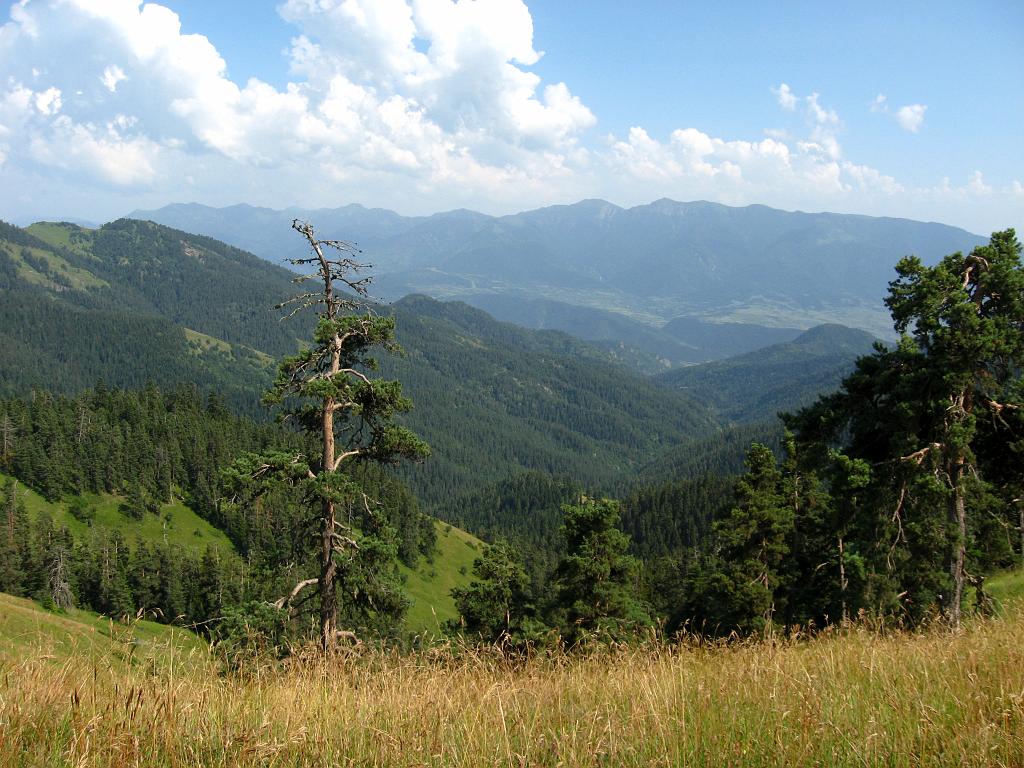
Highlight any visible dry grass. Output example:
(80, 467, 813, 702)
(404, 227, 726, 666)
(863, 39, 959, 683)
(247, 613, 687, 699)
(3, 602, 1023, 768)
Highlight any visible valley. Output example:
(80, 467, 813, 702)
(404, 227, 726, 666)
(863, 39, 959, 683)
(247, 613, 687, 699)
(0, 213, 1020, 768)
(2, 2, 1020, 764)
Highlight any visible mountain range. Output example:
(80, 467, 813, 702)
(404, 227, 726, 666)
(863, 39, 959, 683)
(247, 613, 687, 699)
(0, 215, 884, 510)
(129, 198, 986, 341)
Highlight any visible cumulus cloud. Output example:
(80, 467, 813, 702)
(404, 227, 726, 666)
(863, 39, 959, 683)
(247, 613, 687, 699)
(771, 83, 797, 110)
(101, 65, 126, 93)
(895, 103, 927, 133)
(0, 0, 596, 204)
(870, 94, 927, 133)
(0, 1, 1011, 234)
(34, 87, 62, 116)
(770, 84, 843, 161)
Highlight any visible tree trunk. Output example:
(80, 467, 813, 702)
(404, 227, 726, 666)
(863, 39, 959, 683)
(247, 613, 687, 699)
(838, 535, 848, 625)
(319, 316, 342, 651)
(320, 498, 337, 651)
(947, 460, 967, 627)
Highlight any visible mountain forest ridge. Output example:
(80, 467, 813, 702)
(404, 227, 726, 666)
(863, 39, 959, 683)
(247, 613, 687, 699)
(2, 213, 1023, 768)
(0, 215, 877, 538)
(0, 213, 881, 638)
(129, 197, 987, 341)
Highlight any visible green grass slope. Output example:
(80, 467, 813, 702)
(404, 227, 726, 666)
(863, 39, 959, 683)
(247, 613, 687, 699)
(0, 591, 203, 661)
(987, 567, 1024, 612)
(1, 471, 235, 555)
(400, 520, 483, 634)
(4, 469, 482, 635)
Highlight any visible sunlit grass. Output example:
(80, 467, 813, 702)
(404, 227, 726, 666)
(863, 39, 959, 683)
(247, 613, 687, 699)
(3, 586, 1023, 767)
(400, 520, 482, 634)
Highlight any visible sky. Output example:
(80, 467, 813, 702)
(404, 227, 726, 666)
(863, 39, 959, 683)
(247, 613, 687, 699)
(0, 0, 1021, 234)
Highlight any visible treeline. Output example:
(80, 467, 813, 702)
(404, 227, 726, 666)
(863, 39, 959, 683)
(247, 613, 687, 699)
(0, 480, 245, 627)
(0, 385, 437, 633)
(438, 470, 735, 592)
(448, 231, 1024, 642)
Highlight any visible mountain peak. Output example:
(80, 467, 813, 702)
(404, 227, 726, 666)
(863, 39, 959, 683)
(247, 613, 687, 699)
(792, 324, 880, 353)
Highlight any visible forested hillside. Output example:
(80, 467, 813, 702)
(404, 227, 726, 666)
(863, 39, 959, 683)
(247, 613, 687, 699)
(655, 324, 880, 424)
(3, 216, 1017, 657)
(0, 220, 289, 413)
(384, 295, 716, 502)
(0, 385, 441, 634)
(0, 219, 719, 505)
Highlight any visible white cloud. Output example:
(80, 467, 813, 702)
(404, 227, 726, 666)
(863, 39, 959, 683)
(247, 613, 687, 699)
(33, 86, 61, 115)
(895, 103, 926, 133)
(771, 82, 797, 110)
(870, 95, 927, 134)
(806, 92, 839, 126)
(101, 65, 126, 92)
(28, 114, 159, 186)
(0, 1, 1014, 235)
(0, 0, 596, 201)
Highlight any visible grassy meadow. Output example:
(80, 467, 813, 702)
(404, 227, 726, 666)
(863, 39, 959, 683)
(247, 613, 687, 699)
(400, 520, 484, 633)
(2, 569, 1023, 767)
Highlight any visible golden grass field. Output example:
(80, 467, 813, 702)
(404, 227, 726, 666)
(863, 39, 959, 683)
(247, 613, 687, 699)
(2, 569, 1023, 767)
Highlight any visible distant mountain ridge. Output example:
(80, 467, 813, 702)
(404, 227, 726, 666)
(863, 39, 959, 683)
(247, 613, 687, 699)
(129, 198, 986, 338)
(655, 324, 880, 424)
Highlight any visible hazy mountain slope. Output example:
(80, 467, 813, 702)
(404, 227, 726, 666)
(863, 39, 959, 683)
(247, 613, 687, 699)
(384, 295, 717, 503)
(131, 198, 986, 336)
(462, 294, 699, 372)
(655, 324, 879, 424)
(2, 219, 718, 505)
(660, 316, 802, 359)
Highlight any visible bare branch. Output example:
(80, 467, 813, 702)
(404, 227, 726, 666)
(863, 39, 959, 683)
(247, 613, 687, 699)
(332, 448, 363, 472)
(272, 578, 319, 610)
(899, 443, 942, 465)
(338, 368, 372, 385)
(335, 629, 360, 645)
(887, 482, 908, 570)
(330, 532, 360, 550)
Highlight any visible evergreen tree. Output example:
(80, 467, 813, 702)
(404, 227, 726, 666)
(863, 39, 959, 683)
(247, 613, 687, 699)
(678, 444, 793, 636)
(448, 542, 538, 644)
(225, 221, 428, 650)
(0, 480, 27, 594)
(548, 498, 650, 644)
(788, 229, 1024, 625)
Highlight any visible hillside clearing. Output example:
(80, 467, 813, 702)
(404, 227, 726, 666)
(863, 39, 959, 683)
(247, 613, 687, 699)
(400, 519, 483, 634)
(2, 471, 236, 556)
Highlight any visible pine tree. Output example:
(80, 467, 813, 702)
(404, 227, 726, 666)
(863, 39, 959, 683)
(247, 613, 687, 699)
(881, 230, 1024, 623)
(224, 220, 428, 650)
(0, 480, 27, 594)
(548, 497, 650, 644)
(448, 542, 537, 644)
(788, 229, 1024, 626)
(691, 444, 793, 636)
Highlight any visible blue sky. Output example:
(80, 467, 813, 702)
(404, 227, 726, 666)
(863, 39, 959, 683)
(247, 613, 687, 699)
(0, 0, 1020, 233)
